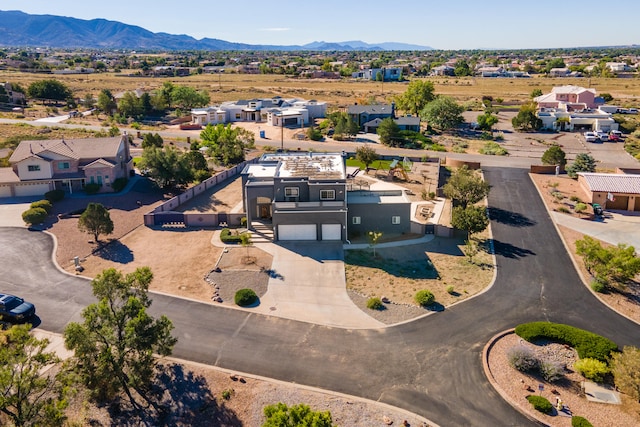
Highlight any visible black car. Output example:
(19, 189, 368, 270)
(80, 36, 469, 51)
(0, 293, 36, 322)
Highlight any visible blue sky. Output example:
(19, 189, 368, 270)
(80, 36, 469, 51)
(3, 1, 640, 50)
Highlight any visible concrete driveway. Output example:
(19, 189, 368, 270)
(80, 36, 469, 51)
(254, 241, 384, 328)
(552, 210, 640, 249)
(0, 198, 34, 227)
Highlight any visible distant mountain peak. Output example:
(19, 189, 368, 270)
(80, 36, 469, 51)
(0, 10, 433, 51)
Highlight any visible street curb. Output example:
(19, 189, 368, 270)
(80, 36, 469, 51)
(482, 329, 549, 427)
(528, 173, 640, 327)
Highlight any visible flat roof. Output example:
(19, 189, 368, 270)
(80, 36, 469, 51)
(261, 153, 345, 180)
(348, 191, 410, 205)
(245, 164, 278, 178)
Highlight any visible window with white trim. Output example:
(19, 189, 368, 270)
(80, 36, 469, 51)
(392, 216, 401, 224)
(284, 187, 299, 197)
(320, 189, 335, 200)
(28, 165, 41, 172)
(58, 161, 70, 170)
(352, 216, 361, 225)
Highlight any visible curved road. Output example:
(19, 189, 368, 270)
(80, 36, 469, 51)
(1, 167, 639, 426)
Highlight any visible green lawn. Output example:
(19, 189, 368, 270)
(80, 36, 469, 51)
(346, 158, 394, 170)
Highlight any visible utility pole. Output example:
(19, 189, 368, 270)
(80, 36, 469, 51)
(281, 116, 284, 151)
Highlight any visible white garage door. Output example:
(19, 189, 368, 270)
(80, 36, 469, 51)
(321, 224, 342, 240)
(14, 182, 51, 197)
(278, 224, 317, 241)
(0, 185, 12, 198)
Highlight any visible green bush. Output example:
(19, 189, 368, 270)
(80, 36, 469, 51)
(111, 177, 128, 192)
(414, 289, 435, 307)
(507, 345, 538, 372)
(235, 288, 258, 307)
(220, 228, 248, 243)
(193, 169, 212, 183)
(84, 183, 101, 194)
(240, 217, 247, 227)
(366, 297, 384, 310)
(44, 189, 65, 203)
(30, 199, 52, 214)
(479, 141, 508, 155)
(526, 395, 553, 414)
(22, 207, 48, 226)
(571, 416, 594, 427)
(590, 279, 606, 293)
(556, 207, 570, 213)
(428, 143, 447, 152)
(515, 322, 618, 361)
(574, 358, 609, 382)
(446, 286, 455, 295)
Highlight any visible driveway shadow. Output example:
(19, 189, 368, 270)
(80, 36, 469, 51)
(492, 239, 536, 259)
(488, 207, 537, 227)
(93, 240, 134, 264)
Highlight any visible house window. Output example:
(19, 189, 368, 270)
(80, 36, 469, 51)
(58, 161, 70, 170)
(235, 113, 241, 120)
(352, 216, 361, 225)
(320, 189, 335, 200)
(284, 187, 299, 197)
(28, 165, 41, 172)
(392, 216, 401, 225)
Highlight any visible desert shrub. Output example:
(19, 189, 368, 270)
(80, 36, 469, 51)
(556, 207, 570, 213)
(574, 358, 609, 382)
(507, 345, 538, 372)
(479, 141, 508, 155)
(111, 177, 128, 192)
(240, 217, 247, 227)
(539, 359, 565, 382)
(221, 389, 234, 400)
(515, 322, 618, 361)
(235, 288, 258, 306)
(220, 228, 247, 243)
(526, 395, 553, 414)
(574, 203, 588, 214)
(44, 189, 65, 202)
(30, 199, 52, 213)
(446, 286, 455, 295)
(21, 207, 48, 226)
(366, 297, 384, 310)
(428, 192, 436, 200)
(414, 289, 435, 307)
(571, 416, 594, 427)
(570, 195, 583, 203)
(84, 183, 101, 194)
(590, 278, 606, 293)
(428, 143, 447, 152)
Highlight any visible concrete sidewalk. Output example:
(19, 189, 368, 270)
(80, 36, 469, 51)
(552, 211, 640, 249)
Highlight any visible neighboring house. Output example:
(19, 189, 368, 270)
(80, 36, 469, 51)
(362, 116, 420, 133)
(535, 86, 618, 132)
(549, 67, 570, 77)
(240, 152, 411, 241)
(578, 173, 640, 211)
(299, 70, 341, 79)
(431, 65, 455, 76)
(348, 104, 395, 129)
(0, 134, 132, 198)
(191, 97, 327, 127)
(2, 82, 26, 105)
(352, 67, 402, 81)
(606, 62, 632, 73)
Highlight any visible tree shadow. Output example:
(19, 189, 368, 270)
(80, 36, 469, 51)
(93, 240, 134, 264)
(263, 268, 284, 280)
(345, 249, 440, 280)
(488, 207, 537, 227)
(108, 363, 242, 427)
(492, 240, 536, 259)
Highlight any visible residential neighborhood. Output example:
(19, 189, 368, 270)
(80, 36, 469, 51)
(2, 8, 640, 427)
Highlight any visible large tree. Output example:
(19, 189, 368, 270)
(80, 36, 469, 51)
(377, 117, 402, 146)
(355, 146, 379, 172)
(451, 205, 489, 238)
(117, 91, 143, 119)
(512, 102, 542, 131)
(541, 145, 567, 167)
(27, 79, 71, 104)
(576, 235, 640, 289)
(0, 325, 69, 427)
(477, 111, 499, 131)
(443, 165, 490, 209)
(199, 123, 255, 166)
(140, 146, 193, 188)
(64, 267, 177, 408)
(170, 85, 209, 111)
(421, 96, 464, 131)
(394, 79, 436, 116)
(96, 89, 117, 116)
(566, 153, 597, 178)
(78, 202, 114, 242)
(611, 346, 640, 401)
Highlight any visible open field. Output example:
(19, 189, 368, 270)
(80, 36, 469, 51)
(3, 71, 640, 109)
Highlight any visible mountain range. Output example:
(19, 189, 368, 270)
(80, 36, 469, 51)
(0, 10, 433, 51)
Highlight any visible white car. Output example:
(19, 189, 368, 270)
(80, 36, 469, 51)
(596, 131, 609, 141)
(584, 132, 597, 142)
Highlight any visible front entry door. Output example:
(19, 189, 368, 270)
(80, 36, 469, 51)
(259, 205, 271, 219)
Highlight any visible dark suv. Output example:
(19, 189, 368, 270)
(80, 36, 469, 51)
(0, 294, 36, 322)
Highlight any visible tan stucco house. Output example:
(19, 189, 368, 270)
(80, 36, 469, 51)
(578, 172, 640, 211)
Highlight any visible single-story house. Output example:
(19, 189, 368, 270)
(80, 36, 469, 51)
(578, 172, 640, 211)
(0, 133, 133, 198)
(240, 152, 411, 241)
(362, 116, 420, 133)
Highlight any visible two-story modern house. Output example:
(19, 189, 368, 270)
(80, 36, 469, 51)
(241, 152, 411, 242)
(348, 104, 395, 130)
(0, 133, 132, 197)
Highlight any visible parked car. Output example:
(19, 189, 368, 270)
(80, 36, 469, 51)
(584, 131, 598, 142)
(0, 293, 36, 322)
(610, 130, 623, 139)
(596, 131, 609, 141)
(608, 133, 620, 142)
(628, 108, 638, 115)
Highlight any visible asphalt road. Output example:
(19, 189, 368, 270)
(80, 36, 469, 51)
(1, 168, 640, 426)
